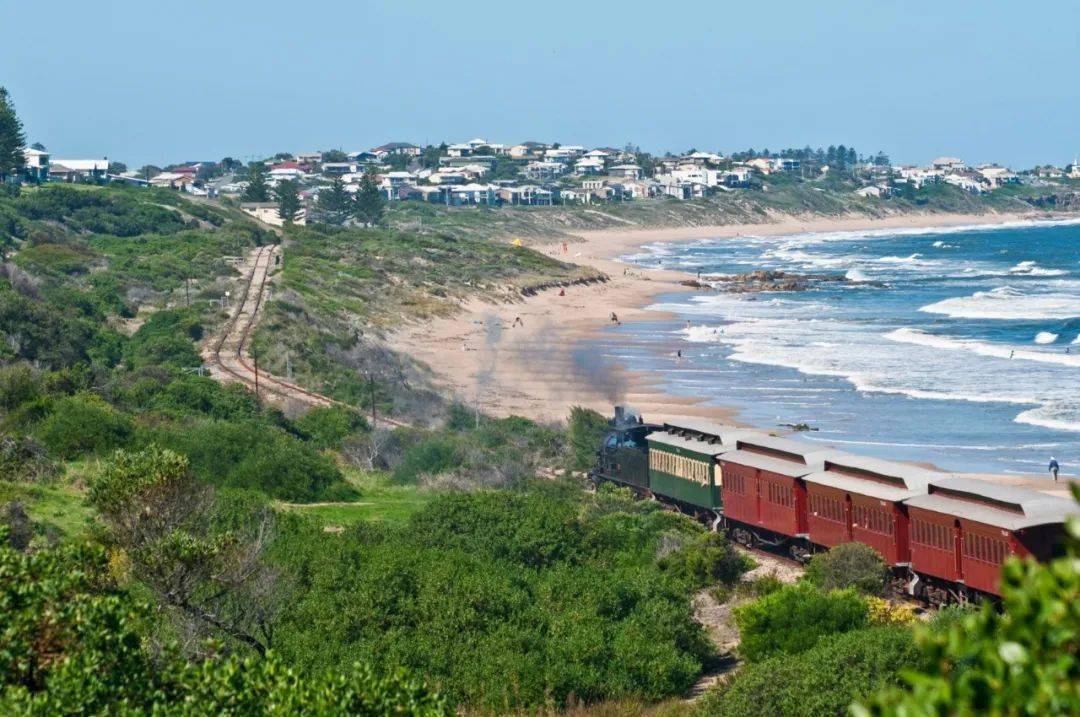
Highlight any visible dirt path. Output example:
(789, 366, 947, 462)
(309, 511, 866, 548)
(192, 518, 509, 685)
(685, 545, 803, 699)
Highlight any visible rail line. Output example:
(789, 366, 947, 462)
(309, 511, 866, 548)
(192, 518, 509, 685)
(209, 245, 408, 427)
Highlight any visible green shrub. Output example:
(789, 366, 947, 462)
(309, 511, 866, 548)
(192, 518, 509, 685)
(0, 532, 449, 715)
(125, 309, 203, 369)
(657, 531, 752, 588)
(734, 583, 869, 663)
(805, 542, 888, 595)
(33, 393, 133, 459)
(393, 434, 463, 483)
(292, 405, 368, 449)
(699, 626, 918, 717)
(146, 419, 343, 501)
(567, 405, 609, 470)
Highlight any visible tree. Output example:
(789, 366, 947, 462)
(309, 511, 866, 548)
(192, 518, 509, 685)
(0, 87, 27, 182)
(138, 164, 162, 180)
(89, 446, 284, 656)
(107, 161, 127, 175)
(316, 178, 354, 225)
(805, 542, 888, 595)
(856, 486, 1080, 716)
(243, 162, 270, 202)
(29, 142, 46, 151)
(354, 172, 385, 226)
(321, 148, 348, 163)
(275, 179, 301, 223)
(567, 406, 608, 471)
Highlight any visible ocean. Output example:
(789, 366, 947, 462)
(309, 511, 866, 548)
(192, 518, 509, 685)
(606, 218, 1080, 477)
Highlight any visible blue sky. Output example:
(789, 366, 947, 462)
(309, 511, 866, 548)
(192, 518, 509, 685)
(4, 1, 1078, 168)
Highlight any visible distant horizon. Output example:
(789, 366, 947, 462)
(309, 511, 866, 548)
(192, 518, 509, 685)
(5, 1, 1078, 169)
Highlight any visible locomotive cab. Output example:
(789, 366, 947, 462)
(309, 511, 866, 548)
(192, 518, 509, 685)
(591, 407, 657, 490)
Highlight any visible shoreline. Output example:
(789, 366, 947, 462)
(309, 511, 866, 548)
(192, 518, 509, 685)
(391, 209, 1076, 495)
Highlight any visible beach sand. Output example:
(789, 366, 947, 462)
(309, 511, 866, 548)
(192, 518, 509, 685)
(393, 211, 1055, 427)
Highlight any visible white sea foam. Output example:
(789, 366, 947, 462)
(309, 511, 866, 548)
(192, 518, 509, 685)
(845, 268, 870, 282)
(920, 286, 1080, 320)
(1035, 331, 1059, 344)
(885, 328, 1080, 367)
(1010, 260, 1068, 277)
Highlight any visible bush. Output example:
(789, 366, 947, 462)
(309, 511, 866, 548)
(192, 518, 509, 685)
(567, 405, 608, 470)
(274, 484, 715, 708)
(125, 309, 203, 369)
(805, 542, 888, 595)
(0, 533, 449, 715)
(292, 405, 368, 450)
(657, 531, 752, 588)
(734, 583, 869, 663)
(392, 434, 463, 483)
(699, 626, 918, 717)
(33, 393, 133, 459)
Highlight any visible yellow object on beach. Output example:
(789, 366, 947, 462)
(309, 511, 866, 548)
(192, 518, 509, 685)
(512, 238, 523, 247)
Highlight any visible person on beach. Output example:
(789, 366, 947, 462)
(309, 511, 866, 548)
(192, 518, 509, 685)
(676, 349, 682, 359)
(512, 316, 523, 328)
(1009, 350, 1014, 359)
(610, 312, 620, 325)
(1049, 457, 1059, 481)
(559, 288, 565, 296)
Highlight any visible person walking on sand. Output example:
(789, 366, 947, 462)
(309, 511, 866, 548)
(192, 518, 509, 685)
(512, 316, 524, 328)
(610, 312, 620, 325)
(1049, 456, 1060, 481)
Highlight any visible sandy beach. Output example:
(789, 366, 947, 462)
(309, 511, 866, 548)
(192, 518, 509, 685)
(394, 211, 1061, 428)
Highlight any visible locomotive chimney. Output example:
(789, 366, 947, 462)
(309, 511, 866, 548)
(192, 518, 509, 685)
(614, 405, 626, 424)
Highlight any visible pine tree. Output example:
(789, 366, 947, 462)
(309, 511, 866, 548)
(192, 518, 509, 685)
(242, 162, 270, 202)
(274, 179, 301, 223)
(317, 179, 354, 225)
(0, 87, 27, 182)
(354, 173, 385, 226)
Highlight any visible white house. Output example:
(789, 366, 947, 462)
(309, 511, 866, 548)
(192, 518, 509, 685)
(931, 156, 965, 171)
(22, 148, 50, 181)
(976, 165, 1019, 187)
(722, 167, 752, 187)
(523, 161, 566, 181)
(943, 174, 984, 193)
(50, 159, 109, 181)
(574, 157, 605, 175)
(609, 164, 643, 180)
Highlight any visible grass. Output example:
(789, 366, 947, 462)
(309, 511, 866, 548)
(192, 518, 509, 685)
(0, 474, 95, 540)
(275, 468, 433, 526)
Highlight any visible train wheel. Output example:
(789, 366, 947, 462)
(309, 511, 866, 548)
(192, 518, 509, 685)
(732, 527, 755, 548)
(789, 544, 812, 563)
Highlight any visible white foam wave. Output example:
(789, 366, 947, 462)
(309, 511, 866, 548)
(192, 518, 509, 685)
(845, 268, 870, 282)
(1015, 405, 1080, 433)
(1035, 331, 1059, 344)
(885, 328, 1080, 367)
(1010, 260, 1068, 277)
(920, 286, 1080, 320)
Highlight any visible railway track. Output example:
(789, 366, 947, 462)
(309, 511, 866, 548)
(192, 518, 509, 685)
(207, 245, 408, 427)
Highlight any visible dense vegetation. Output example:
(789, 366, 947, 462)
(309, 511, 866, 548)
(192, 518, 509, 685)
(2, 181, 1077, 714)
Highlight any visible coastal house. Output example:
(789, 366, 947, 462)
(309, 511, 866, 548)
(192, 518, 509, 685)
(771, 157, 801, 172)
(22, 148, 49, 182)
(380, 171, 415, 188)
(346, 151, 379, 163)
(497, 185, 553, 206)
(931, 156, 965, 171)
(744, 158, 773, 174)
(574, 157, 605, 175)
(50, 159, 109, 182)
(296, 152, 323, 165)
(523, 161, 566, 181)
(448, 183, 496, 206)
(854, 184, 896, 199)
(371, 142, 420, 158)
(582, 179, 606, 190)
(322, 162, 359, 176)
(428, 169, 468, 185)
(149, 172, 196, 190)
(508, 142, 548, 158)
(976, 165, 1019, 187)
(610, 164, 644, 180)
(723, 167, 752, 187)
(558, 187, 591, 204)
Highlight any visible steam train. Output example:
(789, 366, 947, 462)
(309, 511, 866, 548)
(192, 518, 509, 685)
(590, 407, 1077, 604)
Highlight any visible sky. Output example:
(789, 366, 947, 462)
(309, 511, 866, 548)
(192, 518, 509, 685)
(4, 1, 1078, 168)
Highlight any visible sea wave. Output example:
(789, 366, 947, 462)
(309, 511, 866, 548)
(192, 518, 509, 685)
(1034, 331, 1059, 344)
(920, 285, 1080, 320)
(1010, 260, 1068, 277)
(885, 328, 1080, 367)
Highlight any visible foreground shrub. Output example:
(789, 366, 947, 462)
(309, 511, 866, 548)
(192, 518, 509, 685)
(657, 531, 752, 588)
(567, 405, 609, 470)
(804, 542, 888, 595)
(0, 530, 449, 715)
(734, 583, 869, 663)
(273, 485, 721, 709)
(699, 626, 918, 717)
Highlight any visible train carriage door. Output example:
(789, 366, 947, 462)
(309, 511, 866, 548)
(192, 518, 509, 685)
(843, 494, 853, 542)
(754, 469, 763, 526)
(952, 520, 963, 583)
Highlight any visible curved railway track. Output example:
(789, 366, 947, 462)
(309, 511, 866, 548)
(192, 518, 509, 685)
(209, 244, 408, 427)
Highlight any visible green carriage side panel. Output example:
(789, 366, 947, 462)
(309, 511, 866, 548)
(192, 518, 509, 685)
(646, 440, 722, 509)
